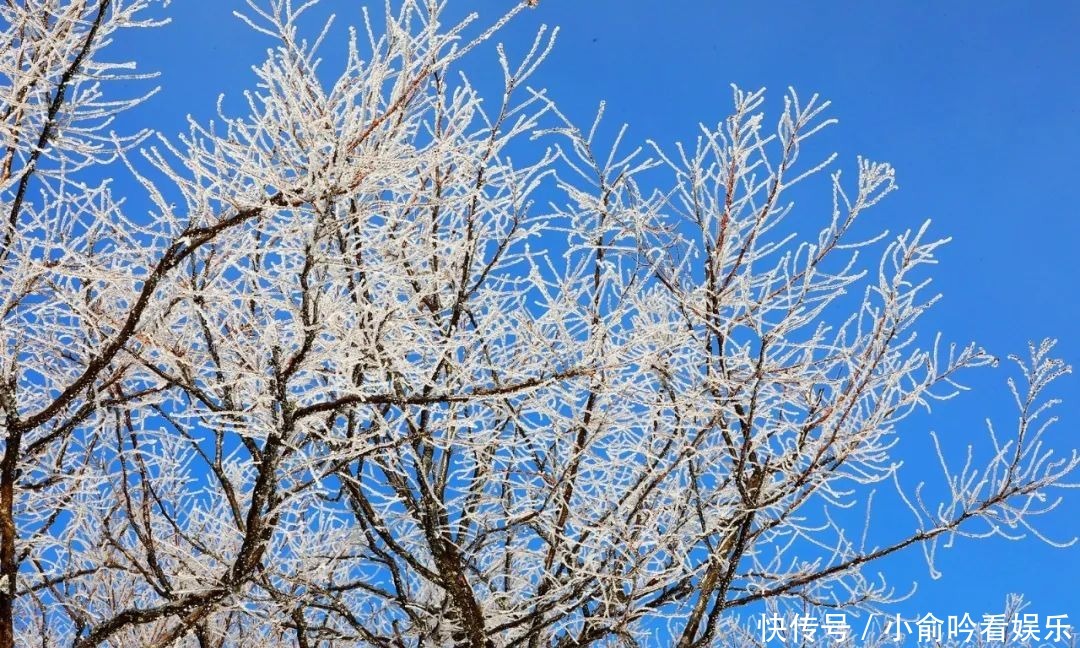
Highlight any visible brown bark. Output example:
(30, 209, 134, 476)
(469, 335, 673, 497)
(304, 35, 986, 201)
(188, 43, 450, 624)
(0, 426, 19, 648)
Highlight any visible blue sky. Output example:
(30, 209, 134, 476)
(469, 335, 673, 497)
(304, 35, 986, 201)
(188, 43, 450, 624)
(112, 0, 1080, 636)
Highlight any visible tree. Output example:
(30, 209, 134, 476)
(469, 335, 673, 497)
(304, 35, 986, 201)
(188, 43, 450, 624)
(0, 1, 1074, 646)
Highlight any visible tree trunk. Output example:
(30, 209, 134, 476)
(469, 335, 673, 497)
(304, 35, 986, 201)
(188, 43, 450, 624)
(0, 426, 20, 648)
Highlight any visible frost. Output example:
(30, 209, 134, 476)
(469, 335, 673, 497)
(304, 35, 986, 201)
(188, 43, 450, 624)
(0, 1, 1073, 646)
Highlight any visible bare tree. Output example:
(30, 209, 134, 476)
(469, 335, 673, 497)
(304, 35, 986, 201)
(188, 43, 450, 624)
(0, 1, 1074, 646)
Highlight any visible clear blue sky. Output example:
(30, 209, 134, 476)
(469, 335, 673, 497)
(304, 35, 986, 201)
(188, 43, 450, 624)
(113, 0, 1080, 634)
